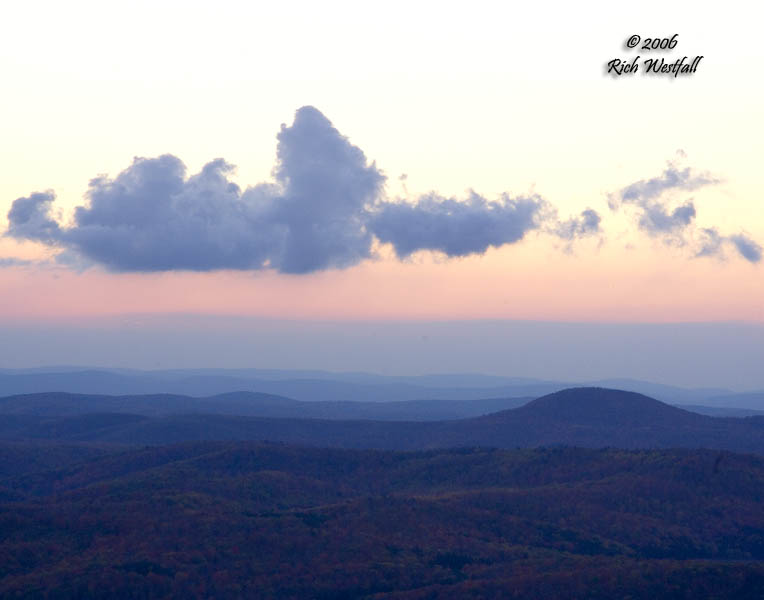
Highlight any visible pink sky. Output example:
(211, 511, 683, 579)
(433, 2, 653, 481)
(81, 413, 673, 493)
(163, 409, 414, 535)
(2, 241, 762, 324)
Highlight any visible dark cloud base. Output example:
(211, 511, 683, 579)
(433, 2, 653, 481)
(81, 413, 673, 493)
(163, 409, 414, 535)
(7, 107, 386, 274)
(4, 108, 758, 272)
(4, 107, 602, 273)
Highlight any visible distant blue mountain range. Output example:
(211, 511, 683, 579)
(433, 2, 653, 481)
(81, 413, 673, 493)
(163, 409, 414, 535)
(0, 366, 760, 411)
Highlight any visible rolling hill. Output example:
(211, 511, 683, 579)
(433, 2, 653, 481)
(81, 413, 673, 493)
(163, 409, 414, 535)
(0, 391, 532, 420)
(1, 388, 762, 454)
(0, 367, 746, 407)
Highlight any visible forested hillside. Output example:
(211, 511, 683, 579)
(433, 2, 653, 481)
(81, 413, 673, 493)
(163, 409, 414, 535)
(1, 442, 763, 598)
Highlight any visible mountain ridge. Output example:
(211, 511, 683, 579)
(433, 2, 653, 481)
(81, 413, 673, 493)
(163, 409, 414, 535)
(1, 387, 762, 454)
(0, 368, 748, 407)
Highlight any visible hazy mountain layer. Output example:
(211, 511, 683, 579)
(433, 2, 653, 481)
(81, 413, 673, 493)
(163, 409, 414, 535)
(0, 368, 749, 407)
(1, 388, 762, 454)
(0, 391, 532, 420)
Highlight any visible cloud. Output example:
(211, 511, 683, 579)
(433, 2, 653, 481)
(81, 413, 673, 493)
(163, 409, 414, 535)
(616, 164, 717, 206)
(608, 162, 717, 241)
(368, 192, 549, 259)
(697, 227, 724, 258)
(637, 201, 696, 236)
(5, 106, 600, 273)
(368, 195, 601, 260)
(730, 234, 763, 263)
(606, 158, 760, 263)
(268, 105, 384, 273)
(6, 191, 62, 244)
(697, 228, 762, 264)
(6, 107, 384, 274)
(555, 208, 602, 241)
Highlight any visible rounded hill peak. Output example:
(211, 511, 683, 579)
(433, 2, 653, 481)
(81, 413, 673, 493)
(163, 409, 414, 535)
(515, 387, 699, 427)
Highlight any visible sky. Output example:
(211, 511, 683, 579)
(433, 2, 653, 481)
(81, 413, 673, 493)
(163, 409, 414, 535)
(1, 1, 763, 387)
